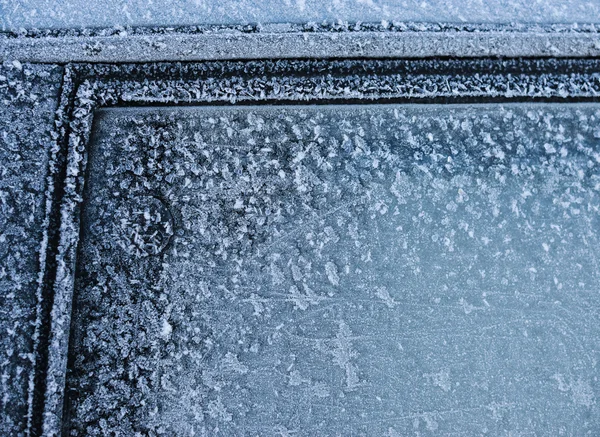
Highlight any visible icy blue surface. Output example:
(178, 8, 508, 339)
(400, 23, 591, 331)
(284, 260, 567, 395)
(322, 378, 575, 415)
(2, 0, 600, 30)
(66, 103, 600, 435)
(0, 62, 62, 435)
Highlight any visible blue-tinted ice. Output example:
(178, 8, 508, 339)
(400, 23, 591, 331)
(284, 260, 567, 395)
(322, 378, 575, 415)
(68, 104, 600, 435)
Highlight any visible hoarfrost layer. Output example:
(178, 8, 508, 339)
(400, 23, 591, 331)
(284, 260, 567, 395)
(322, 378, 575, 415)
(2, 0, 600, 31)
(0, 62, 62, 435)
(67, 104, 600, 435)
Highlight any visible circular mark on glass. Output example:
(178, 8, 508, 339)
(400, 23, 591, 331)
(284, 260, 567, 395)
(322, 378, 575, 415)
(113, 196, 174, 257)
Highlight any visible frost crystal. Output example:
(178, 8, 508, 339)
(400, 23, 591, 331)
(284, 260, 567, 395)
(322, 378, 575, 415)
(64, 103, 600, 435)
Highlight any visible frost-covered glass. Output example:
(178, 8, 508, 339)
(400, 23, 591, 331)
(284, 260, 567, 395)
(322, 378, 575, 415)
(66, 104, 600, 435)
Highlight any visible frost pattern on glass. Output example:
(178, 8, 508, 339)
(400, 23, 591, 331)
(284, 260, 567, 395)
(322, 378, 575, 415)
(67, 104, 600, 435)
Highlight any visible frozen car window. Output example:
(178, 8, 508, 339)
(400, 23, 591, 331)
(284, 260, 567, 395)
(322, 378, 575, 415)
(65, 103, 600, 435)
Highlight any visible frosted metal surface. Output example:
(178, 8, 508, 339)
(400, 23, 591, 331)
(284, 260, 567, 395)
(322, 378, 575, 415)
(0, 63, 63, 435)
(66, 104, 600, 435)
(2, 0, 600, 31)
